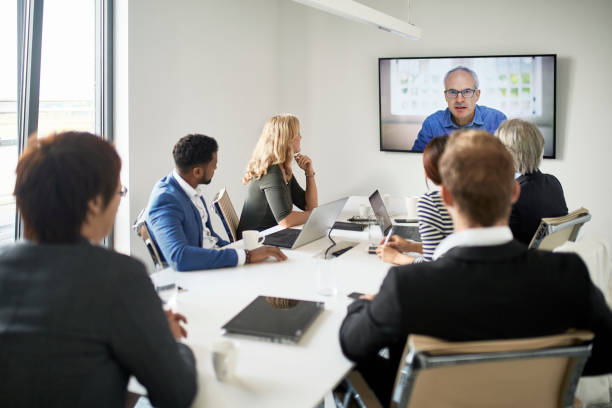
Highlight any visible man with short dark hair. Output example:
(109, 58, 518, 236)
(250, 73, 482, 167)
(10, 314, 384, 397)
(146, 134, 286, 271)
(340, 130, 612, 405)
(411, 66, 507, 151)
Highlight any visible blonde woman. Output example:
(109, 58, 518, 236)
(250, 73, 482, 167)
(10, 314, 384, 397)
(237, 114, 318, 236)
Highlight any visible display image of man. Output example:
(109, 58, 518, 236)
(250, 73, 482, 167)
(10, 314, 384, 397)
(411, 66, 507, 151)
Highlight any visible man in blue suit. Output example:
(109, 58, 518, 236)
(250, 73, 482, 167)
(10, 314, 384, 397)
(146, 134, 286, 271)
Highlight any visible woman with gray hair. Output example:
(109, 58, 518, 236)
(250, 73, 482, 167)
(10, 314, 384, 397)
(495, 119, 568, 245)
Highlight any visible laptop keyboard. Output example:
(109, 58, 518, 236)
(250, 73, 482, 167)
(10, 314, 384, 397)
(262, 228, 301, 248)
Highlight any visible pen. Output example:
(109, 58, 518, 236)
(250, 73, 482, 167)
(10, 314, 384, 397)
(383, 229, 392, 245)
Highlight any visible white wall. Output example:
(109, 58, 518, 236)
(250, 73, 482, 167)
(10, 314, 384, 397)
(277, 0, 612, 240)
(122, 0, 612, 266)
(123, 0, 281, 267)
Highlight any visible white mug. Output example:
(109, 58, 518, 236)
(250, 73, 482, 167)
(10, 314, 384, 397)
(242, 230, 264, 250)
(359, 204, 369, 218)
(382, 194, 391, 211)
(405, 196, 418, 219)
(211, 339, 237, 381)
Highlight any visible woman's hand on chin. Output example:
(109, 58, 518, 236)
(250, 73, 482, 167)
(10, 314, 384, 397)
(294, 153, 314, 175)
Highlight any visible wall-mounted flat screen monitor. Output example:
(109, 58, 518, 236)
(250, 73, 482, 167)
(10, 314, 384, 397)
(379, 54, 556, 158)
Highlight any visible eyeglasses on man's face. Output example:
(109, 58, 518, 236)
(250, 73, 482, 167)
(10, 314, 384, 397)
(118, 186, 128, 197)
(444, 88, 477, 98)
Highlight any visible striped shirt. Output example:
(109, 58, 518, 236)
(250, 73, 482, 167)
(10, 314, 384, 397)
(413, 189, 454, 263)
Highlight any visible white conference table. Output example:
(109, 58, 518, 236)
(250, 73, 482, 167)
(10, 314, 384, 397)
(151, 196, 412, 408)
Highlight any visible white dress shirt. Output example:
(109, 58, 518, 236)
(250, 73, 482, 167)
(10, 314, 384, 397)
(432, 226, 514, 260)
(173, 169, 245, 265)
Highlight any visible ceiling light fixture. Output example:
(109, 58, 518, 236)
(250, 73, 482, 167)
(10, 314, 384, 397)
(290, 0, 421, 40)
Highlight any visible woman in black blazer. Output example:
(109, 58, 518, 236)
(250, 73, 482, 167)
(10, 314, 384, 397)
(496, 119, 568, 245)
(0, 132, 197, 408)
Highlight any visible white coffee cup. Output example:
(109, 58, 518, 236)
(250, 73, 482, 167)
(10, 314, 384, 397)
(211, 339, 237, 381)
(242, 230, 264, 250)
(382, 194, 391, 211)
(359, 204, 369, 218)
(405, 196, 418, 219)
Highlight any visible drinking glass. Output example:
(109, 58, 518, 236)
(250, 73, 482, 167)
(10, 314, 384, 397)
(150, 268, 178, 311)
(315, 255, 338, 296)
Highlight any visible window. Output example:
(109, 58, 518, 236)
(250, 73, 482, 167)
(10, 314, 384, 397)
(2, 0, 112, 246)
(38, 0, 97, 137)
(0, 1, 19, 245)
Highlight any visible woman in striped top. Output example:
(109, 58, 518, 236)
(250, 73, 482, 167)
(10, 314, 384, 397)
(376, 136, 454, 264)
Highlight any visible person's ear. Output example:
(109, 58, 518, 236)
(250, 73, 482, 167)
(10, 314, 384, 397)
(86, 195, 103, 217)
(192, 166, 203, 179)
(441, 185, 454, 207)
(474, 89, 481, 103)
(511, 180, 521, 205)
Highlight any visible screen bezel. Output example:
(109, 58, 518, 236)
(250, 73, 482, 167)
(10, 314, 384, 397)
(378, 54, 557, 159)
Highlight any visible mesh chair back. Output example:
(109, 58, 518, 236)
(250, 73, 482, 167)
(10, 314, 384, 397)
(529, 207, 592, 250)
(132, 208, 166, 272)
(392, 331, 594, 408)
(212, 188, 239, 242)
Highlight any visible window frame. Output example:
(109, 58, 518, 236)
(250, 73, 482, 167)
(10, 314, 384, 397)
(15, 0, 114, 244)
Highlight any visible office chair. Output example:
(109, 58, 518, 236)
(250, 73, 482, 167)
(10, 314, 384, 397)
(212, 188, 240, 242)
(132, 208, 167, 272)
(529, 207, 592, 250)
(338, 330, 593, 408)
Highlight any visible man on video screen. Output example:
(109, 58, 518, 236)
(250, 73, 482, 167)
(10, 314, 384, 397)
(412, 66, 507, 151)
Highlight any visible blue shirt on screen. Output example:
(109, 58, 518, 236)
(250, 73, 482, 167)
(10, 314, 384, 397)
(411, 104, 507, 151)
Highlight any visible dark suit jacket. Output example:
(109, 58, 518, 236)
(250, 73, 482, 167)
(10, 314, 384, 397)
(146, 172, 237, 271)
(0, 241, 197, 408)
(511, 171, 568, 245)
(340, 240, 612, 404)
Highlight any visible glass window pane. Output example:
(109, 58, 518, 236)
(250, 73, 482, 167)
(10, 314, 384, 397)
(0, 1, 18, 245)
(38, 0, 96, 138)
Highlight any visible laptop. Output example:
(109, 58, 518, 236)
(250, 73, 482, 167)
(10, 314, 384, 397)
(222, 296, 324, 344)
(263, 197, 349, 249)
(369, 190, 421, 242)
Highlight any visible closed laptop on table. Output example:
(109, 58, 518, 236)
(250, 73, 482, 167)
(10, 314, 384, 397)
(222, 296, 324, 344)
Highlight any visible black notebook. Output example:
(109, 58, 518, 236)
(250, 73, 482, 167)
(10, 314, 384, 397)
(222, 296, 324, 344)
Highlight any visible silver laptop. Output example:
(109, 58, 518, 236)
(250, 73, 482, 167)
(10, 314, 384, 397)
(263, 197, 349, 249)
(369, 190, 421, 242)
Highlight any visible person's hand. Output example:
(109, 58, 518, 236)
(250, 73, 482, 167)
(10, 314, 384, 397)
(166, 310, 188, 340)
(359, 294, 376, 301)
(379, 234, 402, 249)
(294, 153, 314, 175)
(249, 246, 288, 263)
(380, 234, 415, 252)
(376, 244, 401, 264)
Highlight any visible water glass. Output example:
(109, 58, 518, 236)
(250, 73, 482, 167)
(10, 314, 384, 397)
(211, 339, 237, 381)
(368, 216, 384, 248)
(150, 269, 178, 311)
(315, 256, 338, 296)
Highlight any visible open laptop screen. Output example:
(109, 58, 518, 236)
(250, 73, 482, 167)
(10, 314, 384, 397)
(369, 190, 393, 235)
